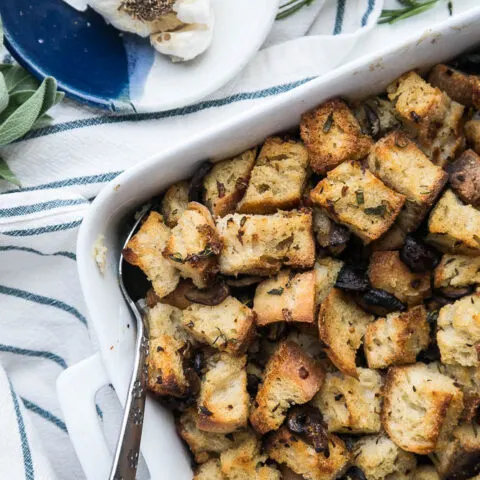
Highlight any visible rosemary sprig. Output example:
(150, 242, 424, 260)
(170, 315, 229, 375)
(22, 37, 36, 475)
(276, 0, 315, 20)
(378, 0, 439, 24)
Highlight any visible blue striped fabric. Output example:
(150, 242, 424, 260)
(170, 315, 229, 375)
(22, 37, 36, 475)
(2, 220, 83, 236)
(0, 285, 87, 326)
(0, 344, 67, 369)
(0, 199, 88, 218)
(0, 246, 76, 260)
(333, 0, 347, 34)
(9, 381, 35, 480)
(361, 0, 376, 26)
(21, 398, 67, 434)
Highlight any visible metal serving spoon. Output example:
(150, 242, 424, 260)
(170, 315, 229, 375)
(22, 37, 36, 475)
(110, 207, 151, 480)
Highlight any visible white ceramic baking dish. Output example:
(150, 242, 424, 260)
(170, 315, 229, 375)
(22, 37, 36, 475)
(58, 9, 480, 480)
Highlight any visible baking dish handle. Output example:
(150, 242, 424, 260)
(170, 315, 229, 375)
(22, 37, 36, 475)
(57, 353, 112, 480)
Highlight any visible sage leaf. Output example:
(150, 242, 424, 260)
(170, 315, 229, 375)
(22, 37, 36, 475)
(0, 73, 8, 115)
(2, 65, 34, 93)
(0, 156, 20, 186)
(0, 77, 57, 145)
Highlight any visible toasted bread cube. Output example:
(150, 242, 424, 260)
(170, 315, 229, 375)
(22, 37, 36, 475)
(314, 257, 344, 306)
(164, 202, 222, 288)
(448, 149, 480, 208)
(387, 71, 464, 166)
(194, 459, 225, 480)
(382, 363, 464, 454)
(437, 293, 480, 367)
(217, 210, 315, 276)
(428, 64, 480, 108)
(312, 207, 351, 254)
(364, 306, 430, 369)
(161, 181, 189, 228)
(434, 254, 480, 289)
(310, 161, 405, 244)
(353, 434, 417, 480)
(300, 99, 373, 174)
(354, 96, 402, 140)
(237, 138, 309, 214)
(250, 341, 325, 434)
(368, 251, 431, 306)
(182, 296, 255, 355)
(371, 223, 407, 251)
(465, 119, 480, 155)
(198, 353, 249, 433)
(146, 304, 193, 397)
(427, 189, 480, 256)
(415, 466, 440, 480)
(311, 368, 383, 434)
(432, 362, 480, 396)
(220, 433, 281, 480)
(203, 148, 257, 217)
(123, 211, 180, 298)
(254, 270, 316, 326)
(368, 131, 448, 232)
(318, 288, 374, 378)
(266, 426, 350, 480)
(177, 409, 241, 463)
(434, 424, 480, 479)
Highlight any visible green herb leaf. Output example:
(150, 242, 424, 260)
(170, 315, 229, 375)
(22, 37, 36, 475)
(0, 76, 58, 145)
(267, 287, 284, 296)
(364, 204, 387, 216)
(168, 253, 184, 263)
(0, 155, 20, 186)
(276, 0, 315, 20)
(378, 0, 438, 24)
(0, 73, 8, 115)
(323, 112, 334, 133)
(355, 190, 365, 205)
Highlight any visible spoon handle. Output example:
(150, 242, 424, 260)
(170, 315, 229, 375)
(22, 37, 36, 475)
(109, 320, 148, 480)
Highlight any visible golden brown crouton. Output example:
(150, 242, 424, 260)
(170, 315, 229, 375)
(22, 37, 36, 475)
(465, 119, 480, 154)
(437, 293, 480, 367)
(194, 459, 225, 480)
(266, 426, 351, 480)
(177, 408, 241, 463)
(318, 288, 374, 378)
(123, 211, 180, 298)
(311, 368, 383, 434)
(198, 353, 249, 434)
(182, 296, 256, 355)
(387, 71, 465, 167)
(427, 189, 480, 256)
(300, 99, 373, 174)
(217, 210, 315, 276)
(414, 466, 440, 480)
(312, 207, 351, 254)
(146, 303, 193, 397)
(433, 424, 480, 480)
(371, 223, 407, 251)
(203, 148, 257, 217)
(368, 251, 431, 306)
(310, 161, 406, 244)
(352, 434, 417, 480)
(164, 202, 222, 288)
(254, 270, 316, 326)
(364, 306, 430, 369)
(314, 257, 344, 306)
(382, 363, 464, 454)
(161, 180, 189, 228)
(368, 131, 448, 233)
(237, 138, 309, 214)
(428, 64, 480, 108)
(448, 149, 480, 208)
(434, 254, 480, 289)
(250, 341, 325, 435)
(220, 433, 281, 480)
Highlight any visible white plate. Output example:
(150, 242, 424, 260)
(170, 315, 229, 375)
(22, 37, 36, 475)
(62, 8, 480, 480)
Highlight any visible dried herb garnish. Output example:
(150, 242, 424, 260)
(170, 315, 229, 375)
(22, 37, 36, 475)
(410, 111, 421, 123)
(267, 287, 284, 296)
(323, 112, 334, 133)
(199, 405, 213, 417)
(355, 190, 365, 205)
(276, 0, 315, 20)
(168, 252, 184, 263)
(364, 204, 387, 217)
(216, 181, 226, 198)
(378, 0, 439, 25)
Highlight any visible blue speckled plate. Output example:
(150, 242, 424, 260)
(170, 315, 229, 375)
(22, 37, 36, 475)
(0, 0, 279, 112)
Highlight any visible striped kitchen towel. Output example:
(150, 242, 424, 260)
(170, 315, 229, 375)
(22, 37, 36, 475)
(0, 0, 478, 478)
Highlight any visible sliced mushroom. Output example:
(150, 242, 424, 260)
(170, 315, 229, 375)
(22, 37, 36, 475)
(437, 286, 474, 300)
(225, 276, 264, 288)
(356, 288, 406, 315)
(286, 406, 330, 457)
(335, 264, 369, 292)
(400, 236, 441, 273)
(341, 466, 367, 480)
(184, 282, 230, 306)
